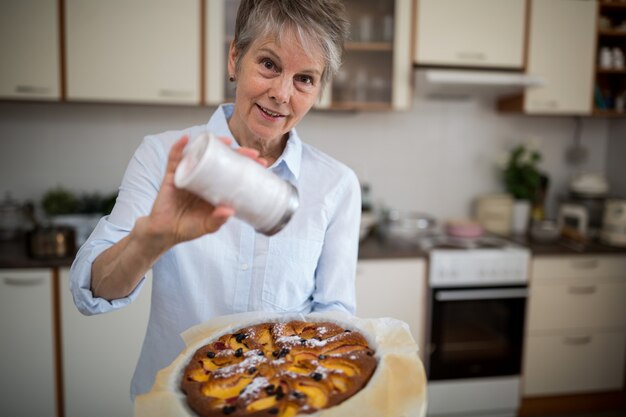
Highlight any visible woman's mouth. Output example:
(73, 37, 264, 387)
(257, 104, 285, 120)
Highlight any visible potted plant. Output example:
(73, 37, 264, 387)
(41, 187, 117, 247)
(501, 143, 543, 234)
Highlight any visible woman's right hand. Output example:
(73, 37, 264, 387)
(137, 135, 266, 251)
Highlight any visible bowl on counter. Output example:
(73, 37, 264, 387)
(382, 210, 437, 241)
(530, 220, 561, 243)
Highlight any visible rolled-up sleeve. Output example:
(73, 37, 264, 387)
(311, 169, 361, 315)
(69, 135, 167, 316)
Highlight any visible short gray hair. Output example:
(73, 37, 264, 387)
(232, 0, 350, 88)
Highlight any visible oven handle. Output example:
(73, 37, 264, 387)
(435, 288, 528, 301)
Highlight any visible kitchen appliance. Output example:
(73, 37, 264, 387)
(561, 172, 610, 237)
(415, 69, 544, 99)
(27, 225, 76, 259)
(601, 199, 626, 247)
(557, 203, 589, 241)
(475, 193, 513, 235)
(419, 234, 530, 417)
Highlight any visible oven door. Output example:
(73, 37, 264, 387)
(427, 285, 527, 381)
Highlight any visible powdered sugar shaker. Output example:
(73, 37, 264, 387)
(174, 133, 299, 235)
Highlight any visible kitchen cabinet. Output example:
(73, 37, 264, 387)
(329, 0, 413, 110)
(594, 0, 626, 116)
(205, 0, 238, 105)
(355, 258, 426, 357)
(0, 0, 60, 100)
(414, 0, 527, 69)
(0, 269, 56, 417)
(61, 268, 152, 417)
(206, 0, 413, 110)
(499, 0, 597, 115)
(522, 255, 626, 396)
(65, 0, 200, 105)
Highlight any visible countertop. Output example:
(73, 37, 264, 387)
(0, 235, 76, 269)
(2, 230, 625, 270)
(358, 231, 626, 260)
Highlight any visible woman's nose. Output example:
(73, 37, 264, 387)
(269, 76, 291, 103)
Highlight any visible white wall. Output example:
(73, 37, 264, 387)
(0, 91, 609, 222)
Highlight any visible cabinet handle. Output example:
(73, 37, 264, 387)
(455, 51, 486, 61)
(2, 277, 45, 287)
(158, 89, 193, 98)
(15, 85, 51, 94)
(568, 285, 597, 295)
(563, 336, 592, 346)
(531, 100, 558, 109)
(570, 259, 599, 269)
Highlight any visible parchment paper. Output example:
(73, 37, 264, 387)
(135, 311, 427, 417)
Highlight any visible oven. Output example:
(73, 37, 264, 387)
(428, 285, 527, 381)
(420, 236, 530, 417)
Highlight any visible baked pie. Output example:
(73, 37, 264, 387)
(180, 320, 377, 417)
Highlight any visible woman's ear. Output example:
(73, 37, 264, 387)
(227, 41, 237, 80)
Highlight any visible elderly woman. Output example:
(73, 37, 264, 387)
(70, 0, 358, 400)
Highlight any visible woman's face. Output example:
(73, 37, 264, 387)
(228, 28, 325, 149)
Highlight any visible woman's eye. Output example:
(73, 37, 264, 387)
(260, 58, 276, 71)
(297, 75, 314, 86)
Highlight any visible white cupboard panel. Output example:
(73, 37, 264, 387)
(524, 0, 596, 114)
(0, 269, 56, 417)
(532, 256, 626, 281)
(0, 0, 60, 100)
(527, 280, 626, 331)
(523, 330, 626, 396)
(356, 259, 426, 356)
(61, 268, 151, 417)
(415, 0, 526, 68)
(66, 0, 200, 104)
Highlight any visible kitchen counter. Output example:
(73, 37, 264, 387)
(508, 234, 626, 256)
(0, 235, 75, 269)
(358, 232, 626, 260)
(358, 232, 427, 260)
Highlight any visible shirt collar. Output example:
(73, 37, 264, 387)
(206, 104, 302, 181)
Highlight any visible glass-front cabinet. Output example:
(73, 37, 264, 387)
(206, 0, 413, 111)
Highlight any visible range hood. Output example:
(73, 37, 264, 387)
(415, 68, 545, 99)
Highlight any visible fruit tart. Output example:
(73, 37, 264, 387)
(180, 320, 377, 417)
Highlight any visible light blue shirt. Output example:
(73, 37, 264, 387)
(69, 104, 361, 399)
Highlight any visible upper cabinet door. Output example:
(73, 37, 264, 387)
(326, 0, 413, 111)
(205, 0, 238, 106)
(65, 0, 200, 105)
(415, 0, 526, 69)
(524, 0, 596, 115)
(0, 0, 60, 100)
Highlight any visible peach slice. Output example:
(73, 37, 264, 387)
(323, 344, 368, 355)
(321, 358, 360, 376)
(199, 358, 220, 372)
(287, 363, 315, 375)
(201, 376, 252, 399)
(246, 395, 277, 412)
(280, 403, 299, 417)
(187, 368, 209, 382)
(294, 381, 329, 409)
(329, 374, 349, 393)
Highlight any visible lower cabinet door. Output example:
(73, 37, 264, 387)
(523, 330, 626, 396)
(0, 269, 56, 417)
(61, 268, 151, 417)
(355, 259, 426, 357)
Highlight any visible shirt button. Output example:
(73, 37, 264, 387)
(241, 263, 249, 271)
